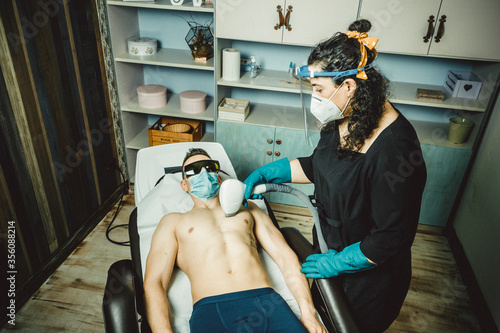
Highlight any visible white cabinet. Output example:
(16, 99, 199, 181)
(216, 0, 360, 46)
(428, 0, 500, 61)
(359, 0, 500, 61)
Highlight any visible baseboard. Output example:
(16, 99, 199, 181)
(0, 182, 127, 329)
(446, 227, 499, 333)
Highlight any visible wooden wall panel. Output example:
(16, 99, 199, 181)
(0, 0, 124, 322)
(0, 65, 49, 276)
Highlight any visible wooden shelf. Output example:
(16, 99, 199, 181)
(115, 48, 214, 71)
(126, 127, 214, 150)
(121, 93, 215, 121)
(107, 0, 214, 12)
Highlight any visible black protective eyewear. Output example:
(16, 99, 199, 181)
(183, 160, 220, 178)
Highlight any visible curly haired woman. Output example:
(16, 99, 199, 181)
(244, 19, 427, 332)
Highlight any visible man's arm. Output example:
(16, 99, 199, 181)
(143, 214, 178, 333)
(249, 202, 326, 333)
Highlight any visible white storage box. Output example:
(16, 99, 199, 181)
(180, 90, 207, 114)
(137, 85, 167, 109)
(444, 71, 482, 99)
(218, 98, 250, 122)
(127, 37, 157, 55)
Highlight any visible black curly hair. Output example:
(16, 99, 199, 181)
(308, 19, 389, 159)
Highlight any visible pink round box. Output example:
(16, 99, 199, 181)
(180, 90, 207, 114)
(137, 84, 167, 109)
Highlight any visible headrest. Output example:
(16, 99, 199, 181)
(134, 142, 236, 205)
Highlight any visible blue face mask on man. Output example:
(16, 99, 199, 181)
(188, 168, 220, 201)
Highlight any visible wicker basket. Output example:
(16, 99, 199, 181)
(163, 123, 192, 133)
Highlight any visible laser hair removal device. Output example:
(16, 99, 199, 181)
(218, 179, 328, 253)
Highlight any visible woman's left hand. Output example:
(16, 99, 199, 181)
(301, 242, 377, 278)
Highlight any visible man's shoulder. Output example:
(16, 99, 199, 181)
(157, 212, 185, 230)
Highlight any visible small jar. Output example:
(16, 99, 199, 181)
(137, 85, 167, 109)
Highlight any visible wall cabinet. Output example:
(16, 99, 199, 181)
(216, 121, 319, 207)
(216, 0, 360, 46)
(359, 0, 500, 61)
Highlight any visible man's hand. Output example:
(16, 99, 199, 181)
(301, 315, 328, 333)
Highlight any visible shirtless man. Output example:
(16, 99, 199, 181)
(144, 148, 325, 333)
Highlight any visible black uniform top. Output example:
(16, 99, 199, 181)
(298, 112, 427, 332)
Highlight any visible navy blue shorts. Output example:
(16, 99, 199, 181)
(189, 287, 307, 333)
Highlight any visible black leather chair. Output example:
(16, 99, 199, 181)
(102, 201, 360, 333)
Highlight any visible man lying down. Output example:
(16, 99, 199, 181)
(144, 148, 326, 333)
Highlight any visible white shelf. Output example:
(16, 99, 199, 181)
(218, 70, 307, 94)
(107, 0, 214, 12)
(217, 101, 480, 149)
(390, 82, 488, 112)
(126, 127, 215, 150)
(217, 102, 318, 132)
(121, 93, 215, 121)
(115, 48, 214, 71)
(218, 71, 487, 112)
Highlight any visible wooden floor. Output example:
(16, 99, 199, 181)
(1, 190, 481, 332)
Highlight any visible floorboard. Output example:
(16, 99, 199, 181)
(0, 193, 481, 332)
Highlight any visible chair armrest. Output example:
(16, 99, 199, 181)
(102, 260, 140, 333)
(280, 227, 360, 333)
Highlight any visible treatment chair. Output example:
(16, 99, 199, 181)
(102, 142, 359, 333)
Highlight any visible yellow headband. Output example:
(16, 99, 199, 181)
(346, 30, 378, 80)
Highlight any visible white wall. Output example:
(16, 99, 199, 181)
(452, 88, 500, 329)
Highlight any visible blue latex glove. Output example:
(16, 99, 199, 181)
(301, 242, 376, 279)
(243, 158, 292, 200)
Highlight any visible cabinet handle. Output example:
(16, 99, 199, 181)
(284, 5, 292, 31)
(434, 15, 446, 43)
(275, 139, 282, 145)
(423, 15, 435, 43)
(274, 151, 281, 157)
(267, 138, 273, 144)
(266, 150, 273, 156)
(274, 5, 284, 30)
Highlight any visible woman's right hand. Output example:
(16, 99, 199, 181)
(242, 158, 292, 200)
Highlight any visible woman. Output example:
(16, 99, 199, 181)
(243, 19, 427, 332)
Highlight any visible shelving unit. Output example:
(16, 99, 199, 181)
(212, 2, 500, 222)
(105, 0, 499, 224)
(106, 1, 215, 179)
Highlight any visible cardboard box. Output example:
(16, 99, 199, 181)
(218, 98, 250, 122)
(444, 71, 482, 99)
(148, 117, 203, 146)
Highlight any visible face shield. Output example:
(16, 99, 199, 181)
(295, 63, 374, 146)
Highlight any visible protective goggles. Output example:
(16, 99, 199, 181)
(183, 160, 221, 178)
(295, 63, 374, 80)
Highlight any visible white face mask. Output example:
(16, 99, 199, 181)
(310, 82, 351, 124)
